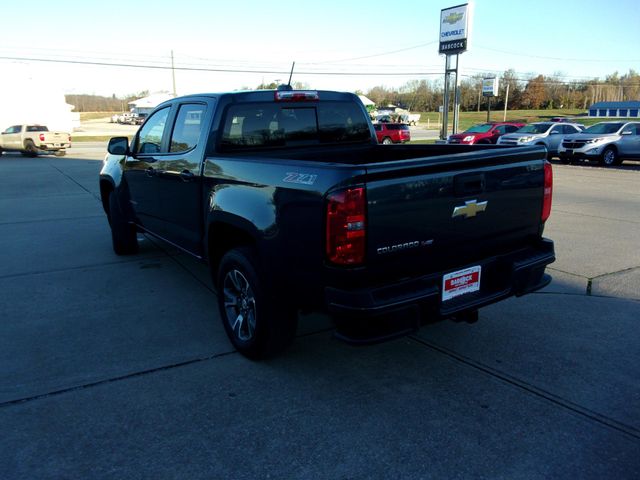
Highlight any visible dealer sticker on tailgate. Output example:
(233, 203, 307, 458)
(442, 266, 481, 301)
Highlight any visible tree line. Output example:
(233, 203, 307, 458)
(363, 69, 640, 112)
(65, 91, 150, 112)
(65, 70, 639, 112)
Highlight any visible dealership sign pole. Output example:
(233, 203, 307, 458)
(482, 76, 499, 122)
(439, 3, 472, 140)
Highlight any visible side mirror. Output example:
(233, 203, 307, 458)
(107, 136, 130, 155)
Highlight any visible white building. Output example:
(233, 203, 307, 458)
(128, 93, 176, 116)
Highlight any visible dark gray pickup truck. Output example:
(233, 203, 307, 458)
(100, 89, 555, 359)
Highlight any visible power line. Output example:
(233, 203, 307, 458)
(310, 41, 439, 64)
(0, 55, 444, 77)
(2, 55, 639, 89)
(474, 44, 640, 63)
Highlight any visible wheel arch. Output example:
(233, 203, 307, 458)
(207, 220, 258, 281)
(99, 176, 116, 219)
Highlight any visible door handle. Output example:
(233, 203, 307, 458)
(145, 167, 155, 177)
(179, 170, 195, 182)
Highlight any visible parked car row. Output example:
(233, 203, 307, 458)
(111, 112, 147, 125)
(448, 119, 640, 166)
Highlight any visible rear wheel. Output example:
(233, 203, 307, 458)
(381, 137, 392, 145)
(600, 146, 620, 167)
(23, 140, 39, 157)
(217, 247, 297, 359)
(108, 191, 138, 255)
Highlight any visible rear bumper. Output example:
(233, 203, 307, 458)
(325, 239, 555, 342)
(38, 143, 70, 151)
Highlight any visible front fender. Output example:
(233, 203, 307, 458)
(99, 153, 126, 189)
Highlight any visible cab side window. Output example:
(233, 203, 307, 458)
(170, 104, 206, 153)
(135, 107, 170, 155)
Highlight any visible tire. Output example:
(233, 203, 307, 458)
(382, 137, 392, 145)
(24, 140, 39, 157)
(217, 247, 297, 359)
(600, 146, 620, 167)
(534, 142, 552, 160)
(54, 150, 66, 157)
(108, 191, 138, 255)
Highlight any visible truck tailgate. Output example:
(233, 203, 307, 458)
(46, 132, 67, 142)
(363, 147, 547, 280)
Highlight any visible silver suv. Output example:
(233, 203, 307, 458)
(497, 122, 583, 159)
(558, 121, 640, 166)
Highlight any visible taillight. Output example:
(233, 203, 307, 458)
(39, 133, 45, 142)
(542, 161, 553, 222)
(68, 135, 72, 143)
(326, 187, 366, 265)
(274, 90, 319, 102)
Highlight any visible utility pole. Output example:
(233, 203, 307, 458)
(171, 50, 177, 96)
(503, 82, 510, 121)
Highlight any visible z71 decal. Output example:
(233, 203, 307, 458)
(283, 172, 318, 186)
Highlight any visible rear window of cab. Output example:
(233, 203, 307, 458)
(219, 101, 370, 150)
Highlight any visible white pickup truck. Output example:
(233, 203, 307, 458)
(0, 125, 71, 157)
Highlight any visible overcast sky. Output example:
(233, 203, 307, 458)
(1, 0, 639, 97)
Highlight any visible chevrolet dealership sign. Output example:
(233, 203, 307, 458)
(439, 4, 470, 54)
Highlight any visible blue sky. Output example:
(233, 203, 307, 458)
(1, 0, 638, 97)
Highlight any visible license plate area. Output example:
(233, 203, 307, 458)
(442, 266, 481, 301)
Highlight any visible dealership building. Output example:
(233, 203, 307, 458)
(588, 101, 640, 118)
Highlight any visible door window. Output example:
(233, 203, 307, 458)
(170, 104, 207, 153)
(135, 107, 170, 154)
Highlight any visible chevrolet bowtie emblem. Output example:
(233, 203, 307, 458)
(452, 200, 488, 218)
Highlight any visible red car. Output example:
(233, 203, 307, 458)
(374, 123, 411, 144)
(447, 122, 525, 145)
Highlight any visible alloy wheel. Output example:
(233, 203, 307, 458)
(223, 269, 257, 342)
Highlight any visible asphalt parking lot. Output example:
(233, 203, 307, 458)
(1, 147, 639, 479)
